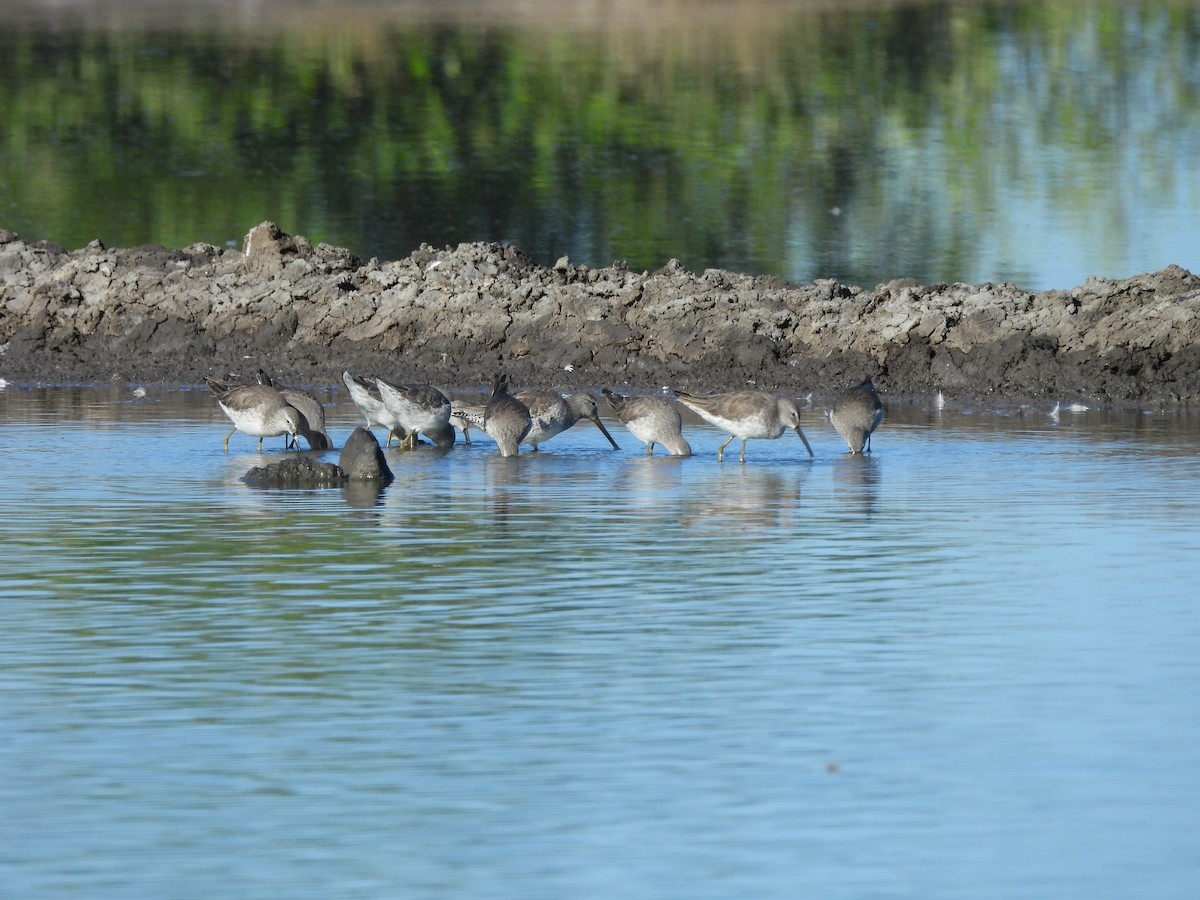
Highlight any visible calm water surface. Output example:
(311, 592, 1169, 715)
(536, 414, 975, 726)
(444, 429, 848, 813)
(2, 0, 1199, 289)
(1, 385, 1198, 897)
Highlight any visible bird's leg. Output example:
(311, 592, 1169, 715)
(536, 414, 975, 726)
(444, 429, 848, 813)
(716, 434, 735, 462)
(257, 436, 264, 452)
(739, 439, 748, 463)
(223, 427, 236, 451)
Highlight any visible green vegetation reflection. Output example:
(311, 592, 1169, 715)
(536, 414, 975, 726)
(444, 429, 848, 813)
(1, 1, 1197, 287)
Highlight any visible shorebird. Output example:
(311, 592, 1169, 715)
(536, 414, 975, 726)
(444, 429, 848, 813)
(375, 379, 455, 450)
(448, 405, 483, 444)
(602, 389, 691, 457)
(674, 390, 814, 463)
(342, 371, 408, 447)
(515, 389, 620, 452)
(256, 370, 331, 450)
(829, 378, 884, 454)
(204, 377, 302, 452)
(484, 375, 532, 457)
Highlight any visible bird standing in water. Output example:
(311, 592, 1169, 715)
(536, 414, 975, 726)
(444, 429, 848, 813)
(829, 378, 884, 454)
(342, 371, 408, 448)
(484, 375, 532, 457)
(205, 377, 302, 452)
(602, 389, 691, 457)
(515, 389, 620, 452)
(255, 369, 331, 450)
(375, 379, 455, 450)
(674, 390, 813, 463)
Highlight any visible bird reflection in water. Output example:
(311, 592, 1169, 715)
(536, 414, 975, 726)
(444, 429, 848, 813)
(610, 456, 689, 522)
(484, 454, 530, 527)
(832, 454, 881, 517)
(680, 467, 808, 531)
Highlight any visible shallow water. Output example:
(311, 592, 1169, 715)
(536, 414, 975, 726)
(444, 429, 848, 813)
(1, 385, 1198, 897)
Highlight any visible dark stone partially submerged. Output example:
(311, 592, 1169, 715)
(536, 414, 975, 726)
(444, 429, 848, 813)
(338, 426, 394, 483)
(242, 455, 346, 487)
(241, 426, 393, 489)
(2, 222, 1198, 403)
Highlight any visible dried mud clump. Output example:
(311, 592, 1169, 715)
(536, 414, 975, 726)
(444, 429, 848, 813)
(2, 222, 1197, 403)
(242, 455, 346, 487)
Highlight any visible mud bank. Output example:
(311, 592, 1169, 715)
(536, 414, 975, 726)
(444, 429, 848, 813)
(2, 222, 1198, 403)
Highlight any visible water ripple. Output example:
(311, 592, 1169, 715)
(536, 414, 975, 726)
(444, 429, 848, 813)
(2, 392, 1200, 897)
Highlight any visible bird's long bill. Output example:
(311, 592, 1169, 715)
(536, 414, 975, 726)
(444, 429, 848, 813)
(795, 426, 814, 458)
(590, 416, 620, 450)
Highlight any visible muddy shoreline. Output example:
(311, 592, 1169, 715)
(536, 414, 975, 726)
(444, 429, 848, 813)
(2, 222, 1198, 404)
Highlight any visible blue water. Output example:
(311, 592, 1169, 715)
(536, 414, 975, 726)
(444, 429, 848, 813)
(1, 386, 1198, 898)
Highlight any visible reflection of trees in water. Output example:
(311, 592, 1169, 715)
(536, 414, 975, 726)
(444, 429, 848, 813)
(2, 2, 1193, 287)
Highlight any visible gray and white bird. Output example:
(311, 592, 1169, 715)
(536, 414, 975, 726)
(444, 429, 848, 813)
(449, 404, 484, 444)
(674, 389, 813, 463)
(374, 379, 455, 450)
(342, 371, 408, 448)
(515, 389, 620, 452)
(205, 377, 302, 452)
(829, 378, 884, 454)
(256, 370, 330, 450)
(602, 389, 691, 457)
(484, 375, 532, 457)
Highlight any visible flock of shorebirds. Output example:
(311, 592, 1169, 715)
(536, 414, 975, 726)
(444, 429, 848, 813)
(204, 370, 885, 462)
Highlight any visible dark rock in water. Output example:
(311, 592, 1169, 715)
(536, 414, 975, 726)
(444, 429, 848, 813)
(240, 426, 391, 489)
(338, 426, 394, 483)
(242, 455, 346, 487)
